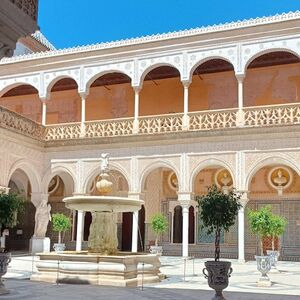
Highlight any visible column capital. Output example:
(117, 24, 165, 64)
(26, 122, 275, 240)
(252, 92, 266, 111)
(238, 190, 249, 207)
(177, 191, 193, 208)
(181, 80, 191, 88)
(79, 91, 89, 98)
(235, 74, 245, 83)
(132, 85, 142, 93)
(40, 96, 48, 103)
(0, 186, 10, 194)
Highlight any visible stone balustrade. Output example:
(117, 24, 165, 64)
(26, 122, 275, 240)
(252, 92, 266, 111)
(1, 103, 300, 142)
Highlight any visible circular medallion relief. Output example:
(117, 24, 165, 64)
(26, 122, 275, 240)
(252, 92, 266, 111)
(168, 172, 178, 191)
(268, 166, 292, 191)
(215, 169, 233, 188)
(48, 176, 60, 194)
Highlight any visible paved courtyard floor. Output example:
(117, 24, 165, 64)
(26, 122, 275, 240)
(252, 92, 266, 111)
(2, 255, 300, 299)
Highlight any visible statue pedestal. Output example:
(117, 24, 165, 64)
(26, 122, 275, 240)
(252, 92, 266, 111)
(30, 237, 50, 254)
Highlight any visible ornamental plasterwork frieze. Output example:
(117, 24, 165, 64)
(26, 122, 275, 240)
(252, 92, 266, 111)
(186, 46, 238, 80)
(1, 11, 299, 65)
(188, 153, 236, 191)
(83, 61, 134, 92)
(240, 36, 300, 73)
(137, 55, 183, 86)
(244, 151, 300, 190)
(137, 156, 181, 191)
(44, 69, 81, 97)
(0, 74, 40, 96)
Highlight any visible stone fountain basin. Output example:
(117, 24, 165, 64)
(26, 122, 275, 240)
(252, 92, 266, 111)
(63, 195, 144, 212)
(31, 251, 162, 287)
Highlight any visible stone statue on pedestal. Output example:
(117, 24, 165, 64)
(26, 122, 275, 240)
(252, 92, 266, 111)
(34, 199, 51, 238)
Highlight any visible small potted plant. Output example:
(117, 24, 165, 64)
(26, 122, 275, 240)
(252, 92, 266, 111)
(0, 192, 24, 294)
(197, 185, 241, 300)
(247, 205, 273, 286)
(267, 214, 287, 268)
(149, 213, 168, 255)
(52, 213, 71, 252)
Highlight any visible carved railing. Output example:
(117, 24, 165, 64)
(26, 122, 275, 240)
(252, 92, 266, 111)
(2, 104, 300, 142)
(9, 0, 38, 21)
(85, 118, 134, 138)
(44, 122, 81, 140)
(244, 103, 300, 127)
(139, 113, 183, 134)
(0, 105, 44, 139)
(189, 108, 238, 130)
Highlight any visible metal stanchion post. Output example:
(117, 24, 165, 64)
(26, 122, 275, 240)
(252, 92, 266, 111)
(31, 253, 34, 275)
(183, 258, 186, 282)
(141, 262, 144, 291)
(192, 256, 195, 276)
(56, 256, 60, 285)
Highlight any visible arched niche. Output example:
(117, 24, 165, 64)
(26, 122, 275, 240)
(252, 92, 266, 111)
(46, 77, 80, 124)
(139, 66, 183, 116)
(6, 169, 35, 251)
(0, 84, 41, 122)
(189, 59, 237, 111)
(86, 72, 133, 121)
(244, 51, 300, 107)
(245, 164, 300, 260)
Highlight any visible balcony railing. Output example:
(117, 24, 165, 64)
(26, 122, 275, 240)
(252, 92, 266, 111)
(1, 103, 300, 143)
(9, 0, 38, 21)
(0, 105, 44, 140)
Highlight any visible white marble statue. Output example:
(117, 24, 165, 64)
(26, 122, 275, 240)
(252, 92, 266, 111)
(34, 199, 51, 238)
(100, 153, 110, 173)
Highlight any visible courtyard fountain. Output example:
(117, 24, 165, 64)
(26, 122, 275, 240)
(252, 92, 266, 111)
(31, 154, 162, 287)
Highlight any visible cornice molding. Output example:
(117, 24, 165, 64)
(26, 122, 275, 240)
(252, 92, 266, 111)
(0, 10, 299, 64)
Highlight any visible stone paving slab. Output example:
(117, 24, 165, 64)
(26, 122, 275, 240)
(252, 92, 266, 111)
(1, 279, 300, 300)
(3, 255, 300, 298)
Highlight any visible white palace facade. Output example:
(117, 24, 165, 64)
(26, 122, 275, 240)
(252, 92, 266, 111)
(1, 11, 300, 261)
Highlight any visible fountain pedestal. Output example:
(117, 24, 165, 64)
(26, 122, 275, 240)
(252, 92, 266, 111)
(31, 155, 162, 287)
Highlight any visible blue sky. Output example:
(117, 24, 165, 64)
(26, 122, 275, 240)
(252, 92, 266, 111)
(38, 1, 300, 49)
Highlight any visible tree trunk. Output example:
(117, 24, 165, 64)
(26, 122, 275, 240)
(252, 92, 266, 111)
(272, 236, 275, 251)
(215, 226, 221, 261)
(58, 232, 61, 244)
(155, 234, 158, 247)
(260, 239, 264, 256)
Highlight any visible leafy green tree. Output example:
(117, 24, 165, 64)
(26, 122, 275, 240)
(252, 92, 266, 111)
(0, 192, 25, 251)
(150, 213, 168, 246)
(197, 185, 242, 261)
(247, 205, 273, 255)
(269, 214, 287, 251)
(52, 213, 71, 244)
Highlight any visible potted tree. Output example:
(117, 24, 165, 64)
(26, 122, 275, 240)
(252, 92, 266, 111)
(149, 213, 168, 255)
(52, 213, 71, 252)
(197, 185, 241, 300)
(0, 192, 24, 294)
(267, 214, 287, 268)
(247, 205, 273, 286)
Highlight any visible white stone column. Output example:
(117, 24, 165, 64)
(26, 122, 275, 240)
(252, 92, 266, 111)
(76, 210, 84, 251)
(41, 100, 47, 126)
(178, 192, 192, 257)
(182, 81, 190, 130)
(132, 210, 139, 252)
(236, 75, 245, 127)
(238, 193, 248, 263)
(182, 204, 189, 257)
(133, 87, 141, 134)
(81, 94, 86, 125)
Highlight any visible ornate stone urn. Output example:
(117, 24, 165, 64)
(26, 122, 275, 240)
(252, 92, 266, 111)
(53, 243, 66, 253)
(203, 261, 232, 300)
(255, 255, 272, 287)
(0, 252, 11, 295)
(149, 245, 163, 255)
(266, 250, 280, 267)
